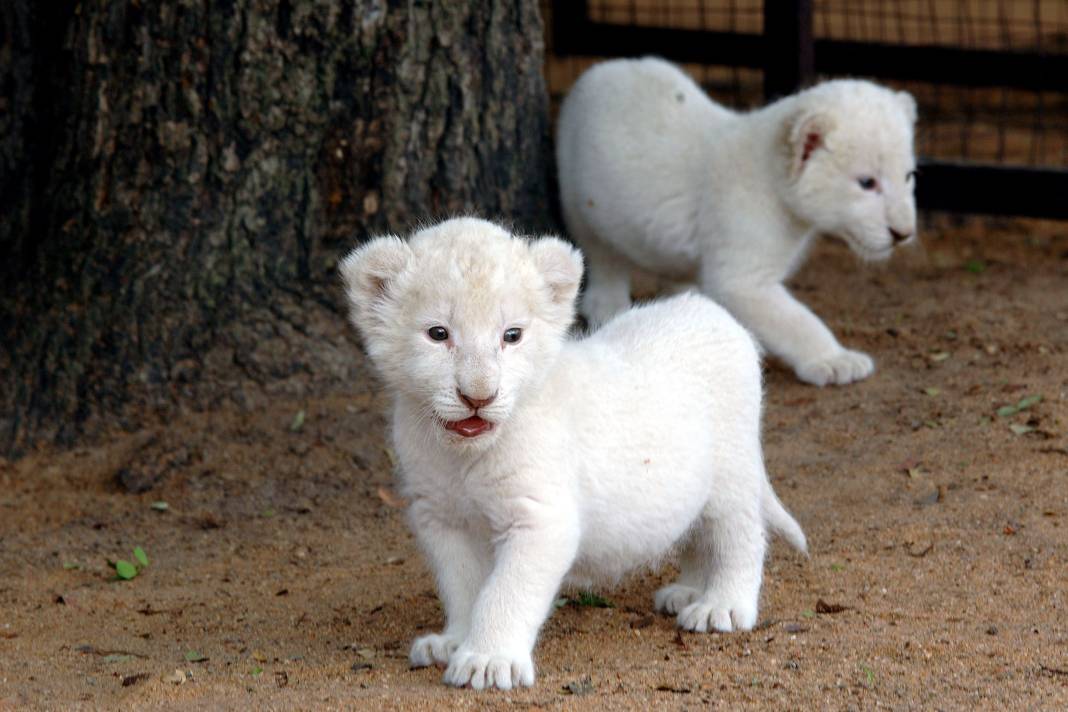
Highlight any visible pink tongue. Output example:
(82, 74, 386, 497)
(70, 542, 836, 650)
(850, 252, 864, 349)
(445, 416, 492, 438)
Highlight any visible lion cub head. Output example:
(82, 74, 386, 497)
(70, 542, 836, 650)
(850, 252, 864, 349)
(784, 79, 918, 260)
(340, 217, 583, 449)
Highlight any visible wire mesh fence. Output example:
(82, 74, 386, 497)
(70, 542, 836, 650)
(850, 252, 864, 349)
(544, 0, 1068, 169)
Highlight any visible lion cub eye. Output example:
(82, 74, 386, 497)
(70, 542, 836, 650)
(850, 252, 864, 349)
(502, 327, 523, 344)
(858, 176, 878, 191)
(427, 326, 449, 342)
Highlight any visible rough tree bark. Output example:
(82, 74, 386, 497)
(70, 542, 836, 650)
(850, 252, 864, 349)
(0, 0, 553, 455)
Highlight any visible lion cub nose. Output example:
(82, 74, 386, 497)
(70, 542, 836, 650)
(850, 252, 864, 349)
(889, 227, 912, 244)
(458, 390, 497, 410)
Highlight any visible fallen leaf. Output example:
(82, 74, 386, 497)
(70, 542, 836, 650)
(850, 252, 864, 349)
(289, 410, 306, 432)
(562, 675, 594, 695)
(815, 599, 850, 614)
(184, 650, 208, 663)
(929, 352, 950, 362)
(376, 486, 407, 509)
(121, 673, 149, 687)
(275, 671, 289, 688)
(150, 501, 169, 511)
(907, 542, 934, 557)
(923, 387, 941, 396)
(1017, 394, 1042, 410)
(1010, 423, 1035, 435)
(114, 560, 137, 580)
(351, 662, 372, 672)
(163, 669, 186, 684)
(102, 653, 134, 664)
(133, 547, 149, 568)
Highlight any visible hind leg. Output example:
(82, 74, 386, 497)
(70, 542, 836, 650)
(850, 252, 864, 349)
(654, 538, 705, 615)
(674, 500, 766, 632)
(576, 235, 633, 329)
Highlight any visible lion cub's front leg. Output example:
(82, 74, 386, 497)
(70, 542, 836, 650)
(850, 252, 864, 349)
(408, 504, 492, 669)
(443, 500, 579, 691)
(710, 282, 874, 386)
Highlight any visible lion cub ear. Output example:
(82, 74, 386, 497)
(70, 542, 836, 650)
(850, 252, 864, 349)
(896, 90, 918, 125)
(787, 109, 835, 177)
(529, 237, 584, 311)
(338, 236, 413, 326)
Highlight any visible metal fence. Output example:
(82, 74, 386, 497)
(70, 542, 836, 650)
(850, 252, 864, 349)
(546, 0, 1068, 218)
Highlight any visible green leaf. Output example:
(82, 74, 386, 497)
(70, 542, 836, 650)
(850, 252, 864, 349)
(133, 547, 149, 568)
(290, 409, 306, 432)
(102, 653, 134, 664)
(114, 560, 138, 580)
(574, 592, 614, 608)
(151, 501, 169, 511)
(1009, 423, 1035, 436)
(923, 387, 940, 397)
(1016, 395, 1042, 411)
(801, 610, 816, 619)
(62, 561, 80, 570)
(185, 650, 208, 663)
(929, 352, 950, 362)
(261, 508, 276, 518)
(964, 259, 987, 274)
(250, 666, 263, 676)
(996, 405, 1018, 417)
(553, 597, 569, 609)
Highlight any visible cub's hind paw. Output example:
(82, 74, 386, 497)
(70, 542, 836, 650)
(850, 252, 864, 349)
(797, 349, 874, 386)
(410, 633, 461, 668)
(677, 595, 758, 633)
(654, 584, 700, 615)
(443, 649, 535, 691)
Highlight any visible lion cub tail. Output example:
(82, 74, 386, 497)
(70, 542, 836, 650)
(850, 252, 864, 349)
(763, 487, 808, 555)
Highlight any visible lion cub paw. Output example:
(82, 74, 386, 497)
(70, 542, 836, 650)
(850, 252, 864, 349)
(797, 349, 874, 386)
(677, 594, 758, 633)
(410, 633, 461, 668)
(654, 584, 700, 615)
(443, 648, 535, 690)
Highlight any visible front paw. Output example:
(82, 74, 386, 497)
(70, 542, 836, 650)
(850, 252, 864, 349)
(410, 633, 461, 668)
(797, 349, 874, 386)
(443, 648, 535, 690)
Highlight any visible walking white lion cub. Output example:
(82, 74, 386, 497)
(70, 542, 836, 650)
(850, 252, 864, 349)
(557, 57, 918, 386)
(340, 217, 806, 691)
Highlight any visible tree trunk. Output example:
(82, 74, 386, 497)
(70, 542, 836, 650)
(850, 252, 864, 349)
(1, 0, 553, 455)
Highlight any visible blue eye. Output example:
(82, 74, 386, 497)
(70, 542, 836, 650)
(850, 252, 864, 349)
(503, 327, 522, 344)
(427, 326, 449, 342)
(858, 176, 878, 191)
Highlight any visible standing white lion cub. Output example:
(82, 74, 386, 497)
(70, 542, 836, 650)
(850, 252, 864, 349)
(340, 217, 806, 691)
(557, 57, 918, 386)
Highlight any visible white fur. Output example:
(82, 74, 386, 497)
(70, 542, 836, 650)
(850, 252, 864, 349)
(556, 57, 918, 386)
(339, 217, 806, 691)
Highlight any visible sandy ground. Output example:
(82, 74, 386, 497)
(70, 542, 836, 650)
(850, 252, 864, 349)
(2, 216, 1067, 711)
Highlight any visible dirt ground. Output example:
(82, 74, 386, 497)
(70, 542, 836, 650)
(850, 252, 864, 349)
(1, 215, 1067, 711)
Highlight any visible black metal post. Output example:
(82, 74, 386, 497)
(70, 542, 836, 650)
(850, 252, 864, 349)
(763, 0, 815, 101)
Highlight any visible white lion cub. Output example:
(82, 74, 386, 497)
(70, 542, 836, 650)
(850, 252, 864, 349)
(557, 57, 918, 386)
(339, 217, 806, 691)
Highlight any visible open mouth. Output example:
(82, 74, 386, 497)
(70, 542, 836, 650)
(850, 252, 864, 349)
(443, 416, 494, 438)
